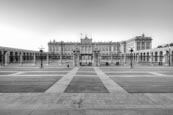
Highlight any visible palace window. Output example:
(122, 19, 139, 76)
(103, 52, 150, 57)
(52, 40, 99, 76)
(114, 46, 116, 51)
(142, 42, 145, 49)
(106, 46, 108, 51)
(137, 42, 140, 50)
(146, 42, 150, 49)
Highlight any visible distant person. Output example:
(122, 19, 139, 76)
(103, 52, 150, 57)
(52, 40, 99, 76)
(67, 64, 69, 68)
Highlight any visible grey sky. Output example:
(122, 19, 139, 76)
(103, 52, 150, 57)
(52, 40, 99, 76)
(0, 0, 173, 51)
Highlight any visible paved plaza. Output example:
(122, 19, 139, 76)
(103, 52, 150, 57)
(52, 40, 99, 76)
(0, 64, 173, 115)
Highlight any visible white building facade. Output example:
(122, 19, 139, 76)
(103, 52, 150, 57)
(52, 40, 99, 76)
(49, 34, 173, 66)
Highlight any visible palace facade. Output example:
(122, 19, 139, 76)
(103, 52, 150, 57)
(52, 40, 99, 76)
(48, 34, 154, 66)
(0, 34, 172, 66)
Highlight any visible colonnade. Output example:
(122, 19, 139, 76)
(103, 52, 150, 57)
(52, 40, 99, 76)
(123, 46, 173, 66)
(0, 47, 48, 66)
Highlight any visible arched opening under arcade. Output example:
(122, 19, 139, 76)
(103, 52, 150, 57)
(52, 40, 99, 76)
(155, 52, 158, 62)
(159, 51, 163, 63)
(147, 52, 149, 62)
(143, 53, 146, 62)
(9, 51, 14, 63)
(140, 53, 143, 62)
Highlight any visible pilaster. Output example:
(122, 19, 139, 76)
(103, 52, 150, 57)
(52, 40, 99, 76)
(20, 53, 23, 65)
(33, 53, 36, 65)
(46, 54, 49, 66)
(163, 51, 168, 65)
(5, 51, 9, 65)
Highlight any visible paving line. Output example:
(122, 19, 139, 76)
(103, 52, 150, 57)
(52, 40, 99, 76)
(149, 72, 167, 76)
(9, 72, 25, 76)
(45, 67, 79, 93)
(109, 75, 155, 77)
(94, 67, 127, 93)
(0, 103, 168, 110)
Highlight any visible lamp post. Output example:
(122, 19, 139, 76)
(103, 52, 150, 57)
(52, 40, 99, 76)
(39, 47, 44, 68)
(40, 49, 43, 68)
(129, 48, 134, 68)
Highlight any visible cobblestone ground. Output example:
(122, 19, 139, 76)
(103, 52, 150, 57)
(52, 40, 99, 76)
(0, 64, 173, 115)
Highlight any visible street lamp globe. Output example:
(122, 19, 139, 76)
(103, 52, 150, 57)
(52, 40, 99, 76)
(129, 47, 134, 68)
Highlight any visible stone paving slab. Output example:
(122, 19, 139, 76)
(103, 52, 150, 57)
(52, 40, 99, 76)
(109, 75, 159, 77)
(74, 75, 98, 77)
(111, 77, 173, 93)
(100, 67, 173, 72)
(64, 76, 109, 93)
(19, 71, 68, 75)
(145, 94, 173, 105)
(149, 72, 167, 76)
(0, 66, 173, 114)
(0, 68, 72, 71)
(106, 72, 153, 75)
(82, 94, 156, 106)
(78, 68, 95, 71)
(0, 76, 62, 93)
(157, 72, 173, 75)
(0, 72, 17, 75)
(0, 76, 62, 81)
(76, 72, 97, 75)
(86, 109, 171, 115)
(0, 104, 173, 115)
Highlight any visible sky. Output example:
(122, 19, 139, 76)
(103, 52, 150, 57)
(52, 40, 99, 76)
(0, 0, 173, 51)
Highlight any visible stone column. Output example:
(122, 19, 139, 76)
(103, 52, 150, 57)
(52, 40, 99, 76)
(20, 53, 23, 65)
(1, 51, 3, 66)
(163, 51, 168, 65)
(111, 53, 113, 64)
(138, 54, 140, 63)
(149, 52, 152, 63)
(124, 53, 126, 65)
(137, 54, 139, 63)
(158, 52, 160, 63)
(60, 54, 62, 65)
(33, 53, 36, 65)
(170, 50, 173, 65)
(1, 51, 5, 66)
(152, 53, 155, 63)
(14, 52, 17, 63)
(47, 54, 49, 66)
(5, 52, 9, 65)
(13, 53, 16, 63)
(92, 54, 94, 66)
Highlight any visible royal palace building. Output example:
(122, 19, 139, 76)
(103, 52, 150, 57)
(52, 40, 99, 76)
(48, 34, 160, 66)
(0, 34, 172, 66)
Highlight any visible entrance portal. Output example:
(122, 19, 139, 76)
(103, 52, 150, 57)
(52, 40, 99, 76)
(80, 54, 93, 66)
